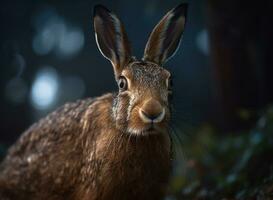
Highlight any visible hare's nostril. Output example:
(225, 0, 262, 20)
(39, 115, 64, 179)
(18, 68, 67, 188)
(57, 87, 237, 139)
(139, 108, 165, 123)
(139, 99, 165, 123)
(142, 110, 160, 120)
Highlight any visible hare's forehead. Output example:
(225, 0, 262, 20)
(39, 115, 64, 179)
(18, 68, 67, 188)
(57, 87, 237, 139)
(122, 63, 170, 86)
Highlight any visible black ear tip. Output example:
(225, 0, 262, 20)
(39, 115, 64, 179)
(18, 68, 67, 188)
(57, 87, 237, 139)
(173, 3, 188, 16)
(93, 4, 111, 17)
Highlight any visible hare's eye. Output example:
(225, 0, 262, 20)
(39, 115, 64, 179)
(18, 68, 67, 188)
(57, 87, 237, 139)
(118, 76, 128, 91)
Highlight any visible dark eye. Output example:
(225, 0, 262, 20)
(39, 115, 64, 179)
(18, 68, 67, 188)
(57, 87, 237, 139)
(118, 76, 128, 91)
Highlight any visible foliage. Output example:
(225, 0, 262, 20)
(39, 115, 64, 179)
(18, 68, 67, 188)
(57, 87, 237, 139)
(168, 107, 273, 199)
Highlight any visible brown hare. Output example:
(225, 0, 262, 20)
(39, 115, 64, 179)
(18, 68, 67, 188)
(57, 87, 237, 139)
(0, 3, 187, 200)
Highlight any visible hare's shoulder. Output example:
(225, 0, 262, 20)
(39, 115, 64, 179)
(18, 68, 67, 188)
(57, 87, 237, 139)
(0, 93, 114, 195)
(3, 93, 114, 162)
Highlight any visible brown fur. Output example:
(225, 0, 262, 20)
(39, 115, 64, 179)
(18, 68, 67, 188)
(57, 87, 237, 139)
(0, 94, 170, 200)
(0, 4, 187, 200)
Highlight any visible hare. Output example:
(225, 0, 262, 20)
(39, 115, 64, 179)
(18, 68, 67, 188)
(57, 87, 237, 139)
(0, 3, 187, 200)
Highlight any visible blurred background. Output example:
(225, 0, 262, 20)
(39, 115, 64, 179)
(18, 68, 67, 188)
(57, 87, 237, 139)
(1, 0, 273, 199)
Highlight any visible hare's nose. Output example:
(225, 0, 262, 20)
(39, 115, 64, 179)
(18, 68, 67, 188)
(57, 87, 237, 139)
(139, 99, 165, 123)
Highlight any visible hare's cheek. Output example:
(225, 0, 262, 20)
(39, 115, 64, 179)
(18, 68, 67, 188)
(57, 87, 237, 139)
(126, 108, 146, 134)
(115, 95, 130, 121)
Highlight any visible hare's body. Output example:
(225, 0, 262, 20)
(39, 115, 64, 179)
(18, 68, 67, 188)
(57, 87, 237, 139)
(0, 94, 170, 200)
(0, 4, 187, 200)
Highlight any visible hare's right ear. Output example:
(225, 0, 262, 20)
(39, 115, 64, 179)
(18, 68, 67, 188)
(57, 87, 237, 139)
(143, 3, 187, 65)
(93, 5, 132, 78)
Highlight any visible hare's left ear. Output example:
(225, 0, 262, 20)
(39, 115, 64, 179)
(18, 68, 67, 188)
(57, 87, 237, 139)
(143, 3, 188, 65)
(93, 5, 132, 78)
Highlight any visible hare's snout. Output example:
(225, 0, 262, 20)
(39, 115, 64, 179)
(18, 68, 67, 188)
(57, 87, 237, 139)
(139, 99, 165, 123)
(126, 96, 170, 135)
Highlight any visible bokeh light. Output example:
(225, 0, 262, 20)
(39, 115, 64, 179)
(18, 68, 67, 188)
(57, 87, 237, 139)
(56, 27, 84, 57)
(196, 29, 209, 55)
(32, 8, 84, 58)
(30, 67, 59, 110)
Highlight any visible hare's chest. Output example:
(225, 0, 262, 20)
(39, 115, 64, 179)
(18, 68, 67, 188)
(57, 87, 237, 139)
(94, 134, 171, 200)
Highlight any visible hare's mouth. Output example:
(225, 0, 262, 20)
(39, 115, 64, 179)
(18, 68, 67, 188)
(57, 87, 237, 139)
(143, 126, 161, 135)
(126, 105, 170, 136)
(127, 123, 166, 136)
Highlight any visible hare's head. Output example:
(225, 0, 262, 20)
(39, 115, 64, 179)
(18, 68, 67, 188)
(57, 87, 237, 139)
(93, 4, 187, 135)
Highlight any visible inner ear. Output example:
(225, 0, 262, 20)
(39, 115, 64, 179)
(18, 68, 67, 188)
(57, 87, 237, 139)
(143, 3, 188, 65)
(93, 5, 132, 78)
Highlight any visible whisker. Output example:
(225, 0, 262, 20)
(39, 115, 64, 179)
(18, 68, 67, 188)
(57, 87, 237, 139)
(169, 124, 189, 176)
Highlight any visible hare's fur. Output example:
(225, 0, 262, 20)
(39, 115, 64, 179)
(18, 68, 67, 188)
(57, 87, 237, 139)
(0, 3, 187, 200)
(0, 94, 170, 199)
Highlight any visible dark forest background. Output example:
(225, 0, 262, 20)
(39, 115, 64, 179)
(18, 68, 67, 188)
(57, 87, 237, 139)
(0, 0, 273, 199)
